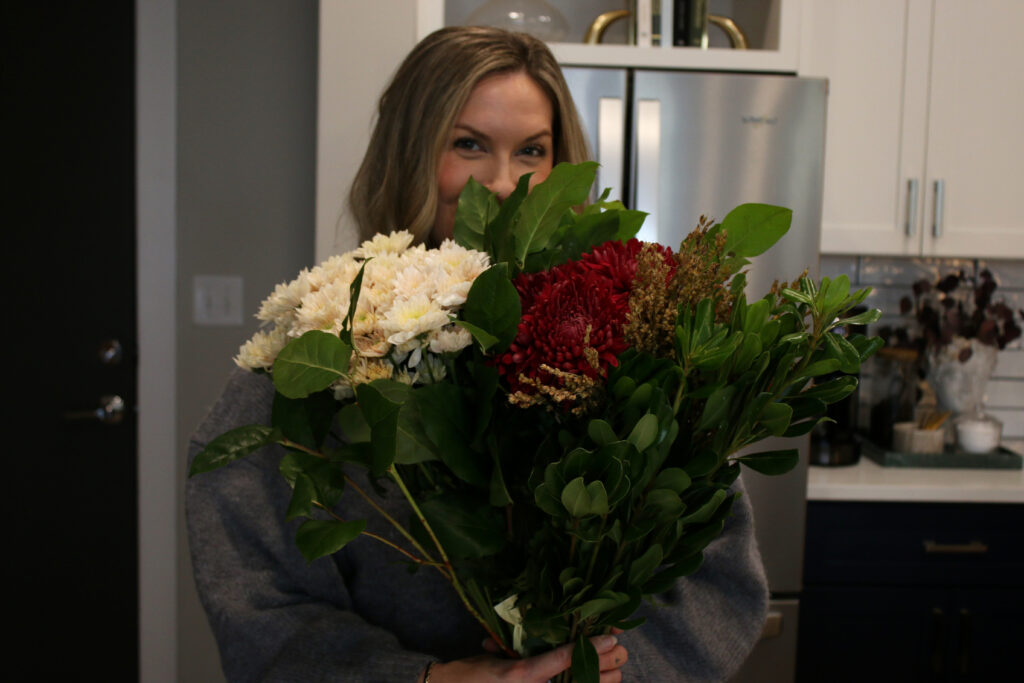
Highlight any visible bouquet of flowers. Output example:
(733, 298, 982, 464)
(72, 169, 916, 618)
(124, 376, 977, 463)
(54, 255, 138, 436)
(191, 162, 881, 682)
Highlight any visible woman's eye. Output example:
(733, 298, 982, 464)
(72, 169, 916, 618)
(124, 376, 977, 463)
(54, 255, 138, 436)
(520, 144, 546, 157)
(454, 137, 482, 152)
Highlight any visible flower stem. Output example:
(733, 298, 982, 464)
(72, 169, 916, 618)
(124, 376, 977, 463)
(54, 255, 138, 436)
(388, 465, 517, 659)
(313, 501, 447, 574)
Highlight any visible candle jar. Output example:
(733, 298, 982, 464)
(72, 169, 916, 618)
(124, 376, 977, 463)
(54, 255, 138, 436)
(954, 409, 1003, 453)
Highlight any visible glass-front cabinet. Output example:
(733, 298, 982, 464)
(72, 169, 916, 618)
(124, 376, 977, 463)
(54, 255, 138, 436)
(418, 0, 800, 71)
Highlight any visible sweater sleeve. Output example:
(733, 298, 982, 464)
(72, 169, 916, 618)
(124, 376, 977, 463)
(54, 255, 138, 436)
(185, 368, 435, 683)
(615, 473, 770, 682)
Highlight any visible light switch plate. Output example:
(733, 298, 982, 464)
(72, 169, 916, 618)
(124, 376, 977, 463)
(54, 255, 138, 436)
(193, 275, 244, 326)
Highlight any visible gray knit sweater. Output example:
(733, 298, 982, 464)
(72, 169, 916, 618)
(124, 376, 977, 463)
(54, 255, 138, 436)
(186, 368, 769, 682)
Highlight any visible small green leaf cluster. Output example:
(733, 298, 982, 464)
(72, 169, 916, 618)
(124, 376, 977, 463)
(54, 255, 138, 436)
(454, 162, 643, 277)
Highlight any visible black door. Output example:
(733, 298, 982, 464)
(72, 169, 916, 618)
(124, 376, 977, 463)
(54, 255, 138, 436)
(6, 3, 138, 679)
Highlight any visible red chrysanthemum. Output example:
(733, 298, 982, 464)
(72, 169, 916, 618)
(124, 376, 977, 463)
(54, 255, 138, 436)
(498, 258, 630, 397)
(578, 238, 676, 295)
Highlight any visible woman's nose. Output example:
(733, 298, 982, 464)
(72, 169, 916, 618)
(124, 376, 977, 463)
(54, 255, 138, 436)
(484, 165, 517, 202)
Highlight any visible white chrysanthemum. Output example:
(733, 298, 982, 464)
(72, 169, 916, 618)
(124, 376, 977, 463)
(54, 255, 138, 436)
(391, 263, 432, 301)
(414, 353, 448, 384)
(308, 253, 361, 292)
(428, 326, 473, 354)
(257, 273, 312, 325)
(382, 294, 451, 345)
(291, 280, 350, 337)
(234, 326, 289, 370)
(354, 230, 415, 258)
(349, 357, 396, 385)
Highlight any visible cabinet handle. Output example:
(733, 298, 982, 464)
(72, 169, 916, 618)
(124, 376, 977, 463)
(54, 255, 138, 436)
(933, 179, 945, 237)
(923, 540, 988, 554)
(906, 179, 919, 236)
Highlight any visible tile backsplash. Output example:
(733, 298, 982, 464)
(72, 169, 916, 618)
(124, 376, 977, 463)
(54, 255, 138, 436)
(820, 255, 1024, 439)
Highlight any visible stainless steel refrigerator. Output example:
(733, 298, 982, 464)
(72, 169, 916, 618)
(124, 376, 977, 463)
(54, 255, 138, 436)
(563, 67, 828, 682)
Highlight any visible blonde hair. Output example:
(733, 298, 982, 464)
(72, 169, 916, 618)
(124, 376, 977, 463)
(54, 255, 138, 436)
(349, 26, 590, 244)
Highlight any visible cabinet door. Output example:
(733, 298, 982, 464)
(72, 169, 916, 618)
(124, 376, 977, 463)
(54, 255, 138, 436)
(797, 585, 950, 683)
(919, 0, 1024, 258)
(800, 0, 931, 255)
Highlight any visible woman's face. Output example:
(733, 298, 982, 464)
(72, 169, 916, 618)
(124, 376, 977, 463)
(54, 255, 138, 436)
(432, 71, 555, 243)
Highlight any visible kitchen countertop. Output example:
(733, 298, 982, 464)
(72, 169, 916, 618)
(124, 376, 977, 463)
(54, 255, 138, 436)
(806, 440, 1024, 504)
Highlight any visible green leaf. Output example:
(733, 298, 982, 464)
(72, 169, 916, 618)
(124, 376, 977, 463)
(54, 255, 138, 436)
(271, 390, 338, 451)
(758, 402, 794, 437)
(453, 176, 499, 250)
(280, 452, 346, 510)
(295, 519, 365, 563)
(781, 288, 813, 305)
(561, 477, 610, 518)
(189, 424, 275, 476)
(738, 448, 800, 475)
(822, 274, 851, 311)
(460, 263, 522, 352)
(721, 204, 792, 257)
(485, 173, 531, 264)
(354, 381, 404, 477)
(571, 632, 600, 683)
(272, 331, 351, 399)
(835, 308, 882, 328)
(417, 494, 505, 559)
(512, 162, 598, 266)
(643, 554, 705, 594)
(414, 383, 486, 486)
(680, 489, 728, 525)
(285, 473, 316, 521)
(341, 261, 369, 346)
(697, 386, 736, 430)
(588, 419, 618, 446)
(452, 320, 499, 353)
(578, 592, 629, 621)
(627, 413, 659, 452)
(337, 403, 371, 443)
(652, 467, 692, 494)
(801, 375, 859, 403)
(823, 332, 862, 374)
(628, 544, 664, 587)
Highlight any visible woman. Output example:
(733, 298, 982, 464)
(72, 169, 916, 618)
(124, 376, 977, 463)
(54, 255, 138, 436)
(187, 26, 768, 683)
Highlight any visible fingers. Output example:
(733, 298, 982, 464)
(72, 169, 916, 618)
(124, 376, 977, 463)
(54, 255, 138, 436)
(598, 643, 628, 671)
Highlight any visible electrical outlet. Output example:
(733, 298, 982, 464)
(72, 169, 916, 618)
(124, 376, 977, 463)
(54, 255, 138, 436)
(193, 275, 244, 326)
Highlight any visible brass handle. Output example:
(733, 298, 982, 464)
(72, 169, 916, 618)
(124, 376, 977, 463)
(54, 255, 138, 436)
(708, 15, 748, 49)
(584, 10, 631, 44)
(923, 540, 988, 554)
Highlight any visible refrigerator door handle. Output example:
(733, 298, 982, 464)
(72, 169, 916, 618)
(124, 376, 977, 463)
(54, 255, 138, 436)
(597, 96, 625, 205)
(635, 98, 661, 243)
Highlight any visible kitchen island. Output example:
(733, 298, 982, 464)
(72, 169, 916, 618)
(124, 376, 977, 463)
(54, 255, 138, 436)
(797, 440, 1023, 682)
(806, 440, 1024, 504)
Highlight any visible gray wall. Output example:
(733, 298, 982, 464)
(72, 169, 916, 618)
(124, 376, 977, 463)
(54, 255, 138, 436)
(175, 2, 318, 679)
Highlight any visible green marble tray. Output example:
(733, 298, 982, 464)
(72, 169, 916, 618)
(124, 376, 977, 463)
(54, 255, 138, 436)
(862, 439, 1022, 469)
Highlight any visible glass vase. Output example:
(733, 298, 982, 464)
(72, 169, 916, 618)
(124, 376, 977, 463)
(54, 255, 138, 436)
(466, 0, 570, 42)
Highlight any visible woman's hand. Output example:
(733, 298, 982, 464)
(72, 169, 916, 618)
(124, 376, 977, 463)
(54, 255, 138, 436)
(420, 633, 629, 683)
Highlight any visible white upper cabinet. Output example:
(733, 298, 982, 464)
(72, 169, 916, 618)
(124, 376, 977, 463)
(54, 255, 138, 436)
(422, 1, 802, 72)
(802, 0, 1024, 258)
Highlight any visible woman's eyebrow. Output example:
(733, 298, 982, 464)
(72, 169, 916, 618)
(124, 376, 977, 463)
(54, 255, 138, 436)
(453, 123, 553, 143)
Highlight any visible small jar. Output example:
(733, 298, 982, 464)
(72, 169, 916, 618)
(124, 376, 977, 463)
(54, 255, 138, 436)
(955, 412, 1003, 453)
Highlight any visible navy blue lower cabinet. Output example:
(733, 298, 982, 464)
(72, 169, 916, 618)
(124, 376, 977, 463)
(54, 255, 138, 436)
(796, 501, 1024, 682)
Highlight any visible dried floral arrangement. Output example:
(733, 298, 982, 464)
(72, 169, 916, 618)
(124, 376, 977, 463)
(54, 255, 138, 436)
(880, 269, 1022, 363)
